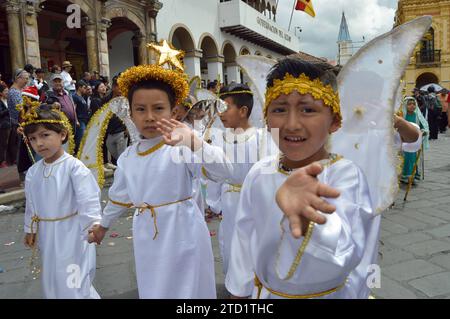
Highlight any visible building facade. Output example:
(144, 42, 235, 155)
(157, 0, 300, 85)
(0, 0, 300, 86)
(395, 0, 450, 92)
(0, 0, 161, 82)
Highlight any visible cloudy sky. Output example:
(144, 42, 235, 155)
(275, 0, 399, 60)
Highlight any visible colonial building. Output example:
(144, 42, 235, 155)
(157, 0, 300, 85)
(395, 0, 450, 92)
(0, 0, 300, 86)
(0, 0, 161, 82)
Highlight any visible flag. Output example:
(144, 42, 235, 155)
(295, 0, 316, 17)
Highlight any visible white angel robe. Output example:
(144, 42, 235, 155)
(207, 127, 278, 276)
(24, 152, 101, 299)
(101, 136, 236, 299)
(225, 155, 376, 299)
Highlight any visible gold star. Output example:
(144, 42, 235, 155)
(148, 40, 184, 71)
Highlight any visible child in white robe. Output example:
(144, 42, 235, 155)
(225, 57, 377, 299)
(21, 102, 101, 299)
(206, 83, 277, 277)
(90, 64, 237, 299)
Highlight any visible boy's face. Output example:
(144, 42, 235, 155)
(219, 97, 247, 129)
(172, 104, 188, 121)
(266, 91, 340, 165)
(407, 101, 416, 113)
(27, 125, 66, 162)
(130, 88, 173, 139)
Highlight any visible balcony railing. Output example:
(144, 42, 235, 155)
(415, 50, 441, 67)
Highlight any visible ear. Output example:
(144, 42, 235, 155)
(329, 114, 341, 134)
(60, 130, 68, 142)
(239, 106, 249, 118)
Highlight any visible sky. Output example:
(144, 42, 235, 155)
(275, 0, 399, 60)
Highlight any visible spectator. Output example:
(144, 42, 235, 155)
(440, 91, 448, 133)
(85, 85, 93, 115)
(0, 83, 10, 168)
(61, 60, 76, 94)
(24, 64, 35, 86)
(73, 80, 90, 154)
(89, 70, 101, 88)
(44, 73, 78, 132)
(82, 72, 91, 83)
(33, 68, 50, 99)
(51, 64, 61, 74)
(6, 69, 29, 166)
(89, 82, 107, 115)
(425, 86, 442, 140)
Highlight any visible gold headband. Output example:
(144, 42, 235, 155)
(264, 73, 342, 122)
(219, 90, 253, 98)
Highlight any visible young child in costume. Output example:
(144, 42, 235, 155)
(90, 45, 238, 298)
(400, 97, 429, 184)
(21, 100, 101, 299)
(225, 57, 376, 299)
(206, 83, 277, 278)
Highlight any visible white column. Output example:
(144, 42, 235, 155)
(207, 56, 224, 83)
(184, 49, 202, 79)
(226, 64, 241, 84)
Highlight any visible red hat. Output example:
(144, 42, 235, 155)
(21, 86, 40, 100)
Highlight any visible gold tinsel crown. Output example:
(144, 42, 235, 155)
(117, 40, 189, 105)
(264, 73, 342, 123)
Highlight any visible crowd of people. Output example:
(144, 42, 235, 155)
(0, 61, 127, 193)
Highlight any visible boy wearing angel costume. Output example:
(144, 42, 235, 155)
(89, 41, 241, 298)
(225, 17, 431, 299)
(225, 57, 373, 299)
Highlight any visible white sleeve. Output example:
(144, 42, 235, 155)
(180, 141, 239, 184)
(402, 122, 422, 152)
(225, 172, 256, 297)
(277, 163, 374, 291)
(71, 161, 102, 237)
(101, 156, 131, 228)
(24, 170, 35, 233)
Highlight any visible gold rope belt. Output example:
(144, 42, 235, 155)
(133, 197, 192, 240)
(254, 275, 347, 299)
(225, 183, 242, 193)
(28, 212, 78, 271)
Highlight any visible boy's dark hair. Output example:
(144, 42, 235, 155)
(219, 83, 254, 118)
(128, 79, 176, 109)
(24, 64, 35, 74)
(267, 57, 338, 92)
(427, 86, 435, 93)
(76, 80, 89, 90)
(35, 68, 44, 75)
(24, 104, 69, 144)
(207, 81, 217, 91)
(0, 83, 7, 93)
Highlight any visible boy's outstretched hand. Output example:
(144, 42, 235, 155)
(156, 119, 202, 151)
(88, 224, 108, 245)
(276, 162, 341, 239)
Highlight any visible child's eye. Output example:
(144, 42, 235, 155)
(271, 107, 286, 113)
(302, 108, 315, 113)
(28, 137, 35, 142)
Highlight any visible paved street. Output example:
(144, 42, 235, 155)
(0, 131, 449, 299)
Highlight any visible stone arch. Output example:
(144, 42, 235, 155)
(240, 46, 251, 55)
(416, 72, 439, 89)
(222, 41, 237, 63)
(169, 24, 196, 52)
(104, 6, 146, 35)
(198, 33, 219, 58)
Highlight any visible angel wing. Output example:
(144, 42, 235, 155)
(235, 55, 276, 127)
(189, 76, 201, 97)
(77, 97, 139, 188)
(331, 16, 432, 214)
